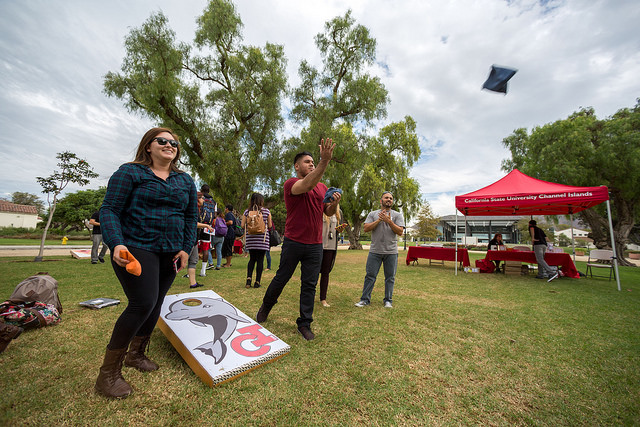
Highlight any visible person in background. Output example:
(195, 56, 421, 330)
(210, 208, 226, 270)
(97, 127, 196, 399)
(529, 220, 558, 280)
(186, 192, 214, 288)
(221, 204, 236, 267)
(318, 208, 343, 307)
(487, 233, 504, 273)
(89, 210, 108, 264)
(355, 192, 404, 309)
(200, 184, 217, 270)
(265, 247, 272, 271)
(241, 193, 272, 289)
(255, 139, 341, 341)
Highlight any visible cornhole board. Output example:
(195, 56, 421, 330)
(158, 290, 290, 387)
(70, 249, 91, 259)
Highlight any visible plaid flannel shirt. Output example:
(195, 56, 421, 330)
(100, 163, 198, 254)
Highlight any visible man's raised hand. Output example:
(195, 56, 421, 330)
(319, 138, 335, 163)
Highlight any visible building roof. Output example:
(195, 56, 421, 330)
(0, 200, 38, 215)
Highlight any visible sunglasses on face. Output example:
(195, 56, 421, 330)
(153, 137, 179, 148)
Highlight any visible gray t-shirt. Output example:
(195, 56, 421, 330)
(366, 209, 405, 254)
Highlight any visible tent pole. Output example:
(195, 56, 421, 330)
(455, 213, 458, 276)
(571, 213, 575, 263)
(605, 200, 621, 291)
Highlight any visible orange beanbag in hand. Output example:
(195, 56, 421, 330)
(120, 250, 142, 276)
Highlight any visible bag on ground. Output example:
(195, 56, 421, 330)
(0, 300, 61, 329)
(10, 273, 62, 314)
(475, 259, 496, 273)
(246, 205, 266, 235)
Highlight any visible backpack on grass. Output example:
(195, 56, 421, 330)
(0, 300, 60, 329)
(10, 273, 62, 314)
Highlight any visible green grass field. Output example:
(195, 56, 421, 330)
(1, 250, 638, 425)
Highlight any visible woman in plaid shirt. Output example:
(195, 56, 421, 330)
(95, 127, 197, 399)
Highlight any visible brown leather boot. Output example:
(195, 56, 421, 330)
(124, 335, 159, 372)
(0, 323, 23, 353)
(95, 347, 133, 398)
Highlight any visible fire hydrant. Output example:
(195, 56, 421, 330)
(61, 236, 68, 245)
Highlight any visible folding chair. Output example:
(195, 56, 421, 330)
(585, 249, 615, 281)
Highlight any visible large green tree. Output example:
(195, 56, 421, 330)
(104, 0, 288, 208)
(289, 11, 421, 249)
(502, 100, 640, 266)
(413, 201, 441, 241)
(51, 188, 106, 233)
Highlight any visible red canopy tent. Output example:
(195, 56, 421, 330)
(454, 169, 620, 290)
(455, 169, 609, 216)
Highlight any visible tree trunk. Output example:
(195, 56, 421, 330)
(580, 196, 637, 267)
(611, 192, 637, 267)
(347, 220, 363, 250)
(35, 198, 57, 262)
(580, 210, 609, 248)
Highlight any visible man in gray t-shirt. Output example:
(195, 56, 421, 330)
(355, 192, 405, 308)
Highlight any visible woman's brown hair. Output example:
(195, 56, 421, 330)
(132, 127, 183, 172)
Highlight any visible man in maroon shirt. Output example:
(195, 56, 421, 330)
(256, 139, 341, 340)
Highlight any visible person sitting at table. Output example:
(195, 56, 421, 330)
(487, 233, 504, 273)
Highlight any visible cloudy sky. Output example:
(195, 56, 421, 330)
(1, 0, 639, 217)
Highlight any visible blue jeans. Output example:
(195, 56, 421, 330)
(359, 252, 398, 304)
(266, 249, 271, 269)
(534, 244, 556, 277)
(262, 238, 322, 328)
(91, 233, 108, 262)
(210, 236, 224, 268)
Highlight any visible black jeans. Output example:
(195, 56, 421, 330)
(262, 238, 322, 328)
(107, 248, 177, 350)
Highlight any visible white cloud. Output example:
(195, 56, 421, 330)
(0, 0, 638, 215)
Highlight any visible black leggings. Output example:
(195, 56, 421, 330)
(247, 249, 266, 284)
(107, 248, 177, 350)
(319, 249, 337, 301)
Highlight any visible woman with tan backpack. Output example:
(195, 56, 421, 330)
(241, 193, 272, 289)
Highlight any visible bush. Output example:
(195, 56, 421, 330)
(0, 226, 39, 237)
(0, 226, 88, 240)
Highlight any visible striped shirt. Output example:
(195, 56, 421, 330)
(243, 207, 270, 251)
(100, 163, 198, 254)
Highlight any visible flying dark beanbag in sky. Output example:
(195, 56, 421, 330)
(482, 65, 517, 94)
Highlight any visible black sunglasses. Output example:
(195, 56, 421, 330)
(153, 137, 179, 148)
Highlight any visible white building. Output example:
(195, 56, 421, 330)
(556, 228, 590, 240)
(0, 201, 40, 228)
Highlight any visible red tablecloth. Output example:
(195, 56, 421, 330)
(485, 250, 579, 278)
(406, 246, 471, 267)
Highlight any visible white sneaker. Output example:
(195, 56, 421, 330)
(547, 272, 559, 282)
(384, 301, 393, 308)
(354, 300, 369, 307)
